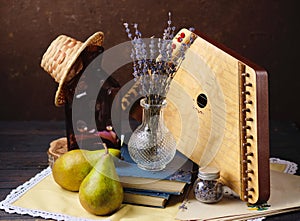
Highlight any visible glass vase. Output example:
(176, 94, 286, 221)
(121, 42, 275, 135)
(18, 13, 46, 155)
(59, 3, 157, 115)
(128, 98, 177, 171)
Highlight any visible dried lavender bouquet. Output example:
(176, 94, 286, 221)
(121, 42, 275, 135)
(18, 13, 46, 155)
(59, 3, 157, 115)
(124, 12, 195, 106)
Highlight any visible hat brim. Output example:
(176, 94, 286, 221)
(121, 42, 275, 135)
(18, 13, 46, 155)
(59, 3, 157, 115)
(41, 32, 104, 106)
(55, 31, 104, 106)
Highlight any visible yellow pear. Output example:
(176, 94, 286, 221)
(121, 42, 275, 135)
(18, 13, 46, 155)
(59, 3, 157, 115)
(79, 145, 123, 215)
(52, 148, 120, 191)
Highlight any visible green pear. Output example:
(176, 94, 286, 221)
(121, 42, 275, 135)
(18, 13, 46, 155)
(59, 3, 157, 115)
(52, 148, 120, 191)
(79, 145, 124, 215)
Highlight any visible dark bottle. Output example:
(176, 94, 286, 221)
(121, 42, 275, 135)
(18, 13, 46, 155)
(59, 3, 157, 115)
(64, 45, 120, 151)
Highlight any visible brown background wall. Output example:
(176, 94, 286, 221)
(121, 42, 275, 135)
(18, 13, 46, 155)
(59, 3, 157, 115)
(0, 0, 299, 124)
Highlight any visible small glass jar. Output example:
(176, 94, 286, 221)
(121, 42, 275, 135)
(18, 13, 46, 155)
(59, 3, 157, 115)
(193, 166, 223, 203)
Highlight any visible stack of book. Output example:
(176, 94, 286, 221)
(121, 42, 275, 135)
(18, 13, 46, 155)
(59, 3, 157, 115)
(115, 146, 196, 208)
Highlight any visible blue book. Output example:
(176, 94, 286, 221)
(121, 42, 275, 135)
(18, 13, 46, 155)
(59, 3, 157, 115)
(115, 146, 195, 195)
(123, 189, 170, 208)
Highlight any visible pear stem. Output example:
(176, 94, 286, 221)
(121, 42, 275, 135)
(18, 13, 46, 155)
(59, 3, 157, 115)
(103, 143, 108, 155)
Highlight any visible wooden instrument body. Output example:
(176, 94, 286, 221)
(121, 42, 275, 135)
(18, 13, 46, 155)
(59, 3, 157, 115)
(165, 29, 270, 204)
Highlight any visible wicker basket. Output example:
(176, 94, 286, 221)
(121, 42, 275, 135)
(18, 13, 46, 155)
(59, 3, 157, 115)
(47, 137, 68, 168)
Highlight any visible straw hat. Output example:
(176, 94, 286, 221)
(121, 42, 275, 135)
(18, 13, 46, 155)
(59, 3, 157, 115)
(41, 32, 104, 106)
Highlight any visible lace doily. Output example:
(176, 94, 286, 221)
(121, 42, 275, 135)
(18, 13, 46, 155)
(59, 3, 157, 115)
(270, 157, 298, 174)
(0, 167, 107, 221)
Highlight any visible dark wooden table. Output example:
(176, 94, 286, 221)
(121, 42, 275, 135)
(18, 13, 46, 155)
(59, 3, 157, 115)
(0, 121, 299, 220)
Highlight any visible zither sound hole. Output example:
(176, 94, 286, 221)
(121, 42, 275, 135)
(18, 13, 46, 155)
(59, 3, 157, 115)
(197, 93, 207, 108)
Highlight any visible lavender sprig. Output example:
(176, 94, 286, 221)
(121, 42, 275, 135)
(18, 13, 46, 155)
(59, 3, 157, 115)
(124, 12, 194, 105)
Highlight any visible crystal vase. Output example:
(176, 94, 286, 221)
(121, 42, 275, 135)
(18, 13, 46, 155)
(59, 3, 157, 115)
(128, 98, 177, 171)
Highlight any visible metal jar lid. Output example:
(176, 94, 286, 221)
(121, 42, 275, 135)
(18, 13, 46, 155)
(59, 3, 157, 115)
(198, 166, 220, 180)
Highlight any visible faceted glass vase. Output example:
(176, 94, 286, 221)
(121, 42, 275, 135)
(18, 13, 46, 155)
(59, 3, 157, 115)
(128, 98, 177, 171)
